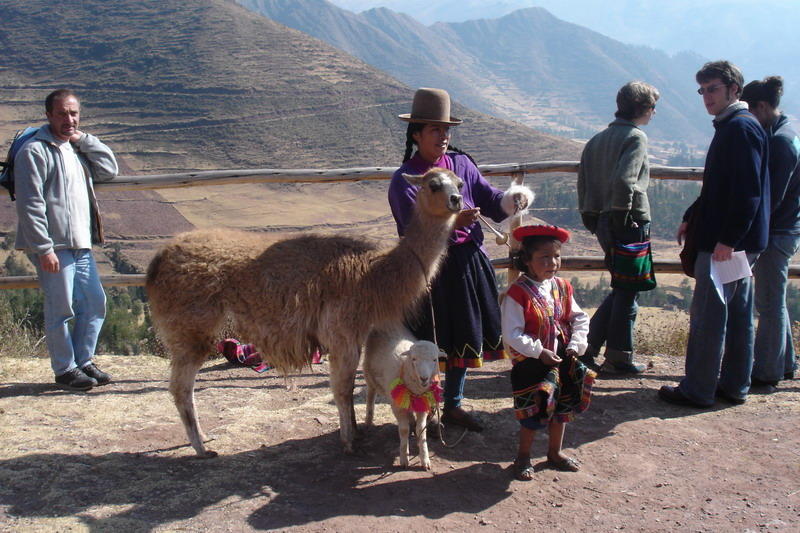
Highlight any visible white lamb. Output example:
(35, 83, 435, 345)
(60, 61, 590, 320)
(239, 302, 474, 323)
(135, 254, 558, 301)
(364, 326, 443, 470)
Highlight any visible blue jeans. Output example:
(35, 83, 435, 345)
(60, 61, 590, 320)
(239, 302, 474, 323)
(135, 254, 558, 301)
(31, 249, 106, 376)
(444, 366, 467, 410)
(753, 233, 800, 381)
(678, 251, 757, 405)
(587, 214, 649, 363)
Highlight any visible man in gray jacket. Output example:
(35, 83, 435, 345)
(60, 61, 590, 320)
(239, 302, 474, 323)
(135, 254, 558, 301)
(577, 81, 659, 374)
(15, 89, 118, 391)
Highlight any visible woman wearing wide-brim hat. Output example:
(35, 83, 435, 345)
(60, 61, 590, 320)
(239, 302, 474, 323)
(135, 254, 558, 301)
(388, 88, 534, 432)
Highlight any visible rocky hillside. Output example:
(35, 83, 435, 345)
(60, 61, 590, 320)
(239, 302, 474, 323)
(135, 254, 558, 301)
(0, 0, 579, 268)
(0, 0, 578, 173)
(238, 0, 710, 144)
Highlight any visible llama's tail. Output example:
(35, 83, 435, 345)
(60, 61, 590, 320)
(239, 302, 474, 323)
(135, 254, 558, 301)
(145, 251, 163, 286)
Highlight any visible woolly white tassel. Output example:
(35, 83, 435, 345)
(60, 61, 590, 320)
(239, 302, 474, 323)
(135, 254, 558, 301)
(501, 184, 535, 217)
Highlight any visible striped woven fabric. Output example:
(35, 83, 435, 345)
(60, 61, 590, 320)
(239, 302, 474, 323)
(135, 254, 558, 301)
(611, 241, 656, 291)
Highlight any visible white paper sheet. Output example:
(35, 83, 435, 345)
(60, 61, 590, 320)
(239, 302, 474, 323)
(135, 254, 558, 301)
(710, 251, 752, 301)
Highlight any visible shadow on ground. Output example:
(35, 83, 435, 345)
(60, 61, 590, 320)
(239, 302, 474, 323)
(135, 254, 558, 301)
(0, 427, 512, 531)
(4, 356, 794, 530)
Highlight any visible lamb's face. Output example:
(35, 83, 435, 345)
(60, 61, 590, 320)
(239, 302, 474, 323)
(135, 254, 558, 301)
(402, 168, 463, 217)
(406, 340, 442, 390)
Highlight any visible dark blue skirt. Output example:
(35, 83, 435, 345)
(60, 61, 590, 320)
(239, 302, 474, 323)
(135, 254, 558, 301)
(510, 347, 596, 428)
(408, 240, 506, 370)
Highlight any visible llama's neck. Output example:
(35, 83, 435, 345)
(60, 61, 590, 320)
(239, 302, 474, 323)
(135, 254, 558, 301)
(397, 208, 456, 280)
(356, 207, 455, 332)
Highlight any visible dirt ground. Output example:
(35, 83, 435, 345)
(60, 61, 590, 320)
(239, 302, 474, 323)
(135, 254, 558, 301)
(0, 348, 798, 532)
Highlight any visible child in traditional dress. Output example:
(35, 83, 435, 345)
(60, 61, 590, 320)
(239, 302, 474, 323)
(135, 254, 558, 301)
(501, 225, 596, 481)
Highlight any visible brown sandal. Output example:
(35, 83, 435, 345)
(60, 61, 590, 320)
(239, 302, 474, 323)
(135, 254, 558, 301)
(513, 457, 535, 481)
(547, 456, 580, 472)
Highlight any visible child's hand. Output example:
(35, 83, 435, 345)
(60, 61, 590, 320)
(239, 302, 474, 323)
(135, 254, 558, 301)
(540, 349, 562, 366)
(565, 349, 579, 359)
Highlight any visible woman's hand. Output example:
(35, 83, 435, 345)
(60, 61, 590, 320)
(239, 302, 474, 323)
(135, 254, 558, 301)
(455, 207, 480, 228)
(676, 222, 688, 245)
(539, 349, 562, 366)
(511, 192, 529, 212)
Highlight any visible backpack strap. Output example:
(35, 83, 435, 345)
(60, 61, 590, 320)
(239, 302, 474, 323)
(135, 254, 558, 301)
(1, 127, 41, 201)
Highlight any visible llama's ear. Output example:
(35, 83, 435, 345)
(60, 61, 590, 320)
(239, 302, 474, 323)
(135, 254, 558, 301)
(401, 173, 425, 187)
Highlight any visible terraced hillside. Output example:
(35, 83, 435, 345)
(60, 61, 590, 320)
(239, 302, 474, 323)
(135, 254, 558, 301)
(0, 0, 578, 171)
(0, 0, 579, 264)
(238, 0, 710, 144)
(0, 0, 580, 269)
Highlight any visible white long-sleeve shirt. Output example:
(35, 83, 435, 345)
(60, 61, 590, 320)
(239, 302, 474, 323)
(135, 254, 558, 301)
(59, 141, 92, 249)
(501, 275, 589, 359)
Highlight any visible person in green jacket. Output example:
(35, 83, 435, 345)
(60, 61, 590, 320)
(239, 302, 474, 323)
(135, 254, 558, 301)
(577, 81, 659, 374)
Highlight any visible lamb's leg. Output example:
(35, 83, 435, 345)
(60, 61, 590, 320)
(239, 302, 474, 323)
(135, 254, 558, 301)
(329, 347, 360, 453)
(416, 412, 431, 470)
(393, 405, 411, 468)
(365, 383, 376, 426)
(170, 352, 215, 458)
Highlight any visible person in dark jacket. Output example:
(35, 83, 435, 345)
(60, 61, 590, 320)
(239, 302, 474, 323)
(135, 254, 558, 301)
(660, 61, 770, 408)
(741, 76, 800, 390)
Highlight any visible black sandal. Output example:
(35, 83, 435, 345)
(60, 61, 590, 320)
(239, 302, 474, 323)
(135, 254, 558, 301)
(546, 456, 580, 472)
(513, 457, 535, 481)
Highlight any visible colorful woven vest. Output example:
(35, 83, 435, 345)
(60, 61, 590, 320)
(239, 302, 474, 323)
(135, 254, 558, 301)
(506, 276, 574, 362)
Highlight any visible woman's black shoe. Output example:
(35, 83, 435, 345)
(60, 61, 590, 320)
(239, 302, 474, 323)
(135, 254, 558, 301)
(441, 407, 483, 432)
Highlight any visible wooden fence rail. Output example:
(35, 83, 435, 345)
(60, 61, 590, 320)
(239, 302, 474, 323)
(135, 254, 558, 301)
(4, 160, 797, 289)
(3, 258, 799, 289)
(94, 161, 704, 191)
(0, 258, 676, 290)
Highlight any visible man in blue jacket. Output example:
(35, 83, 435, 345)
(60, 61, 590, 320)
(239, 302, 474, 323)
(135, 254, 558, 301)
(741, 76, 800, 390)
(15, 89, 118, 391)
(660, 61, 770, 408)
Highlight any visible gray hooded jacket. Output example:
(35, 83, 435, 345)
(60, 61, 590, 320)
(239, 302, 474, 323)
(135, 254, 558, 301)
(14, 125, 118, 256)
(577, 118, 651, 222)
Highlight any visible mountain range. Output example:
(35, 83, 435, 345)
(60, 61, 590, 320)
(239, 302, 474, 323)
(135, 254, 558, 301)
(0, 0, 575, 174)
(238, 0, 711, 145)
(329, 0, 800, 119)
(0, 0, 580, 269)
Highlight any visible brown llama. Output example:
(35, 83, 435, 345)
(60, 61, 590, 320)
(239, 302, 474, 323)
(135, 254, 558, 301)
(145, 168, 463, 457)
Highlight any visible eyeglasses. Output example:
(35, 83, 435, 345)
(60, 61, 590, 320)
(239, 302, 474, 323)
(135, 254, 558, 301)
(697, 83, 727, 95)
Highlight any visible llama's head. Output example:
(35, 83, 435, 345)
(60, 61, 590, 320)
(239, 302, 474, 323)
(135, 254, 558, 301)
(401, 340, 443, 391)
(402, 168, 463, 218)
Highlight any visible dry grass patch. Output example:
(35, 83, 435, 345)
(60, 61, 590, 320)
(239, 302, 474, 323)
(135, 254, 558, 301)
(634, 307, 690, 357)
(0, 298, 45, 379)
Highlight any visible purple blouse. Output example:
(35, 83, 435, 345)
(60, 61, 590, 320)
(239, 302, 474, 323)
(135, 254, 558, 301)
(388, 152, 507, 249)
